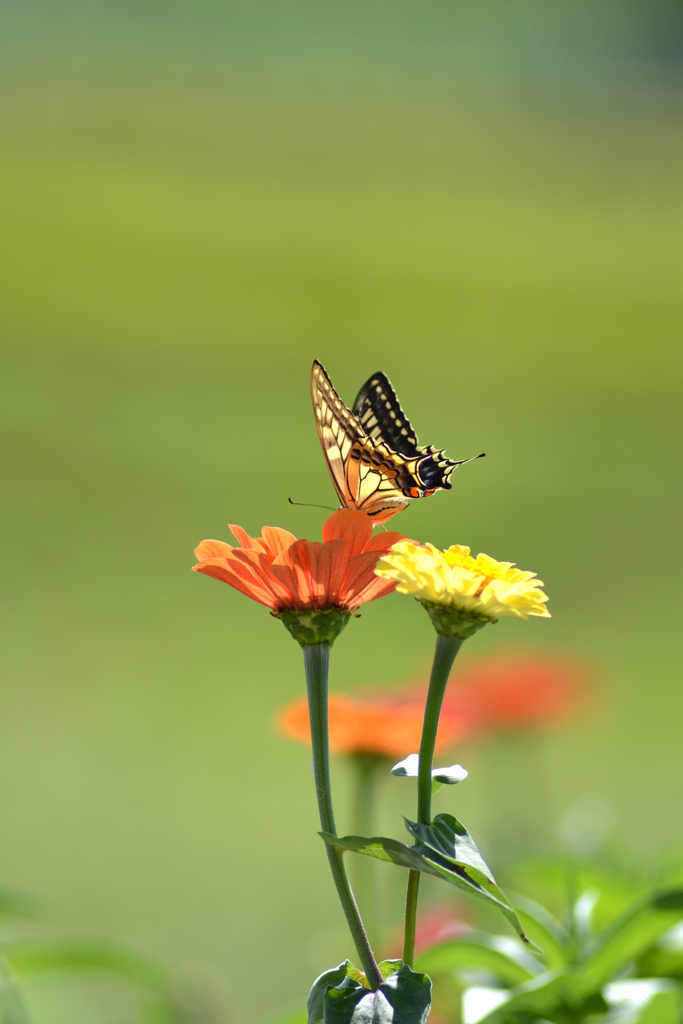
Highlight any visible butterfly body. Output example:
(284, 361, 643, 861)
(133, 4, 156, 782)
(311, 361, 481, 523)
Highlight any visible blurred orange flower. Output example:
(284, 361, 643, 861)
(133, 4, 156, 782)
(192, 509, 405, 612)
(442, 651, 588, 733)
(278, 651, 588, 757)
(277, 691, 468, 758)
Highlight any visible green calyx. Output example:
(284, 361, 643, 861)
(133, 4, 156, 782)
(420, 600, 493, 640)
(276, 607, 352, 646)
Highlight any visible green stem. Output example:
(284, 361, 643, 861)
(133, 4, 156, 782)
(304, 644, 382, 991)
(402, 869, 420, 967)
(351, 754, 384, 947)
(403, 632, 464, 967)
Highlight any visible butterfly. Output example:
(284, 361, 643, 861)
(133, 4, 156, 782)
(310, 360, 484, 523)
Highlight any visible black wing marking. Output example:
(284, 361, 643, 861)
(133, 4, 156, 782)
(352, 370, 478, 492)
(352, 372, 422, 458)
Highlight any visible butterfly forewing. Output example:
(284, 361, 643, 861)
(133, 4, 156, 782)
(310, 360, 361, 508)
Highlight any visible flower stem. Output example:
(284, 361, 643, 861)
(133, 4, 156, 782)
(403, 632, 464, 967)
(303, 644, 382, 991)
(402, 869, 420, 967)
(351, 754, 384, 947)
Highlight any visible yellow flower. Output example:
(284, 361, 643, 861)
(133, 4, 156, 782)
(375, 541, 550, 628)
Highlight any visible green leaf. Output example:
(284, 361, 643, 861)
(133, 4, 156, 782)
(319, 824, 540, 953)
(404, 815, 541, 954)
(377, 960, 403, 981)
(323, 963, 431, 1024)
(403, 814, 492, 879)
(0, 953, 30, 1024)
(263, 1015, 307, 1024)
(308, 962, 352, 1024)
(637, 947, 683, 980)
(4, 940, 170, 991)
(416, 935, 539, 986)
(511, 894, 574, 967)
(631, 988, 682, 1024)
(605, 979, 683, 1024)
(582, 890, 683, 985)
(474, 968, 600, 1023)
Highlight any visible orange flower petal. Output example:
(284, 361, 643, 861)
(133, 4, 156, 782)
(192, 558, 276, 607)
(194, 539, 234, 559)
(269, 540, 313, 608)
(322, 509, 373, 561)
(228, 524, 268, 553)
(228, 549, 292, 607)
(307, 538, 348, 607)
(341, 550, 395, 607)
(352, 575, 398, 606)
(260, 526, 298, 558)
(271, 538, 345, 609)
(364, 531, 407, 553)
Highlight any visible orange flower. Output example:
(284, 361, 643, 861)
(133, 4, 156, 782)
(442, 652, 588, 733)
(277, 691, 468, 758)
(192, 509, 405, 613)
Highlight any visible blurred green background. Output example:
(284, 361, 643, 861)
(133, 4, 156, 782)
(1, 1, 682, 1020)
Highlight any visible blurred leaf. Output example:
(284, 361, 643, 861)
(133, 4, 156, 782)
(582, 890, 683, 985)
(0, 953, 30, 1024)
(511, 894, 574, 967)
(322, 963, 431, 1024)
(604, 979, 683, 1024)
(416, 935, 539, 986)
(573, 887, 600, 950)
(631, 989, 682, 1024)
(474, 968, 600, 1023)
(263, 1014, 307, 1024)
(0, 888, 38, 923)
(320, 825, 538, 952)
(5, 939, 171, 991)
(637, 948, 683, 980)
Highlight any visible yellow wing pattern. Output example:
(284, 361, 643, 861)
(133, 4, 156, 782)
(311, 361, 417, 523)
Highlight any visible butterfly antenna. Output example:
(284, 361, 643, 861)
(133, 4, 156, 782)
(288, 498, 338, 512)
(454, 452, 486, 467)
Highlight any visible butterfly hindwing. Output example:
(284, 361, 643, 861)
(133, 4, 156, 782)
(311, 361, 481, 522)
(352, 372, 422, 457)
(353, 371, 464, 491)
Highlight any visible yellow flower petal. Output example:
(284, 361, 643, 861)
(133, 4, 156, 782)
(375, 540, 550, 623)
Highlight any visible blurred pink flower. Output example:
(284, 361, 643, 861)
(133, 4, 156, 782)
(383, 903, 470, 960)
